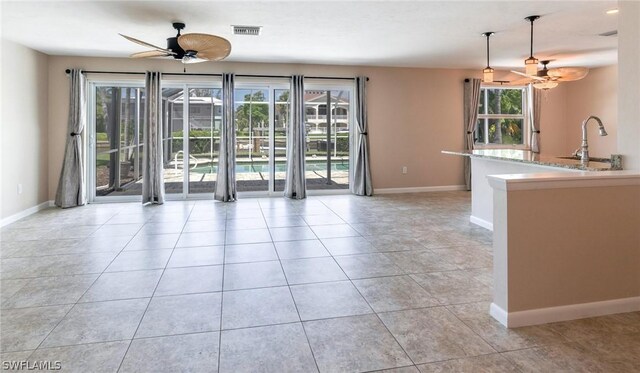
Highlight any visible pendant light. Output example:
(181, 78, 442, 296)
(482, 32, 495, 83)
(524, 15, 540, 76)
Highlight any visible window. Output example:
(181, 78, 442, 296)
(476, 86, 527, 147)
(305, 107, 316, 117)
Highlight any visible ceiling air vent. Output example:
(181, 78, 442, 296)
(233, 25, 261, 36)
(599, 30, 618, 37)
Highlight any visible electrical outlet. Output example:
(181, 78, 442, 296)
(17, 184, 23, 195)
(402, 166, 408, 174)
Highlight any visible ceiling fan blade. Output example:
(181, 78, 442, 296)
(178, 33, 231, 61)
(195, 49, 231, 61)
(547, 67, 589, 81)
(508, 78, 533, 86)
(119, 33, 176, 55)
(510, 70, 546, 81)
(130, 50, 172, 59)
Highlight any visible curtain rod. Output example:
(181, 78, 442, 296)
(64, 69, 368, 81)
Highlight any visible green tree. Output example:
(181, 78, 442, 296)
(277, 90, 289, 102)
(235, 91, 268, 133)
(487, 88, 523, 144)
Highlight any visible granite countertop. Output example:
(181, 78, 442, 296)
(442, 149, 622, 171)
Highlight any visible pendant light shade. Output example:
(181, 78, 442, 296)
(482, 32, 495, 83)
(525, 56, 539, 76)
(524, 15, 540, 76)
(483, 67, 494, 83)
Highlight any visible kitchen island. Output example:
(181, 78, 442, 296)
(443, 149, 622, 230)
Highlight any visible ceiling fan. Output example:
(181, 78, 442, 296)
(507, 15, 588, 89)
(510, 60, 589, 89)
(119, 22, 231, 64)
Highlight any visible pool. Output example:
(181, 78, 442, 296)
(191, 162, 348, 174)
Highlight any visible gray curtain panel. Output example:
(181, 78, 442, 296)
(214, 73, 237, 202)
(528, 84, 542, 153)
(55, 69, 87, 208)
(351, 76, 373, 196)
(463, 78, 482, 191)
(142, 71, 165, 204)
(284, 75, 307, 199)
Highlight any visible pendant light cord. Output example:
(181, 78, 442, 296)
(482, 32, 494, 69)
(530, 18, 534, 57)
(486, 34, 490, 67)
(525, 15, 540, 58)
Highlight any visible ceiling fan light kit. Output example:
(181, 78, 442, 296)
(481, 14, 588, 90)
(120, 22, 231, 65)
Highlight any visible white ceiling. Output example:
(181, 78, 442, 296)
(1, 0, 618, 69)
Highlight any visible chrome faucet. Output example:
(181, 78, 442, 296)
(577, 116, 608, 163)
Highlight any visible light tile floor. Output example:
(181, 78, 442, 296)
(1, 192, 639, 372)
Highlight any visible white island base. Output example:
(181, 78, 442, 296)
(470, 157, 581, 230)
(442, 149, 618, 231)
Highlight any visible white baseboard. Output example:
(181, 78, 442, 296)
(490, 296, 640, 328)
(470, 215, 493, 231)
(375, 185, 466, 195)
(1, 200, 54, 227)
(490, 303, 509, 326)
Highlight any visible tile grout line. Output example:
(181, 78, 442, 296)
(260, 200, 322, 373)
(442, 303, 504, 357)
(317, 198, 421, 370)
(114, 203, 193, 373)
(216, 204, 228, 373)
(27, 212, 145, 355)
(2, 206, 136, 359)
(3, 194, 589, 371)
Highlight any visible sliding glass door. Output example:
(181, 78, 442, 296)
(91, 84, 145, 198)
(162, 85, 222, 197)
(235, 87, 270, 192)
(233, 84, 291, 194)
(304, 88, 351, 190)
(89, 78, 352, 201)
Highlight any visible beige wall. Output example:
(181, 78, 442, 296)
(47, 56, 480, 198)
(45, 56, 617, 201)
(537, 84, 570, 157)
(0, 51, 614, 213)
(505, 185, 640, 311)
(564, 65, 618, 159)
(618, 1, 640, 171)
(1, 40, 49, 220)
(489, 174, 640, 327)
(533, 65, 619, 159)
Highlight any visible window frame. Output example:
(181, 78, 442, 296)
(475, 85, 529, 150)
